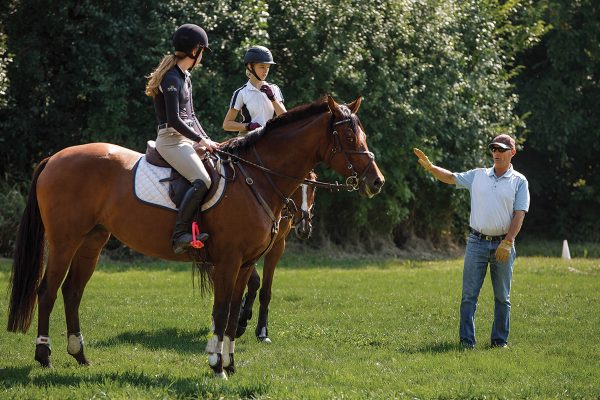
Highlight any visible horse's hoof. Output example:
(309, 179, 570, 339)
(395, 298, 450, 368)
(34, 344, 52, 368)
(214, 371, 228, 380)
(69, 350, 90, 366)
(223, 353, 235, 375)
(224, 364, 235, 375)
(257, 336, 272, 344)
(209, 354, 227, 379)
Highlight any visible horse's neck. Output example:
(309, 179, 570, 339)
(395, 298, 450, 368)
(255, 113, 328, 199)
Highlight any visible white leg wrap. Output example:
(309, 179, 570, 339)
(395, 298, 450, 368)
(67, 333, 84, 355)
(206, 335, 223, 367)
(205, 335, 223, 354)
(258, 327, 268, 338)
(35, 335, 51, 347)
(222, 336, 234, 368)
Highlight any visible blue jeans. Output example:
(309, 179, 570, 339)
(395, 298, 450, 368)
(459, 233, 516, 346)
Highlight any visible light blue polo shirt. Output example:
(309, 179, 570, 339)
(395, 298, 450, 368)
(454, 166, 530, 236)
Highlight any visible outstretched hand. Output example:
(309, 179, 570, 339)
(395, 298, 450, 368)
(413, 148, 434, 171)
(495, 239, 513, 263)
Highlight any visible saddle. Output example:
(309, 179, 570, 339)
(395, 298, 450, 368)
(145, 140, 224, 208)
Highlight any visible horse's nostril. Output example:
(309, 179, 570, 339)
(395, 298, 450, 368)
(374, 177, 384, 189)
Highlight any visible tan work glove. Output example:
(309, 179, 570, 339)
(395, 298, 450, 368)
(495, 239, 513, 263)
(413, 148, 434, 172)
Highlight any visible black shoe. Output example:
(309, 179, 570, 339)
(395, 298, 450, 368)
(173, 232, 209, 254)
(171, 179, 210, 254)
(460, 340, 475, 350)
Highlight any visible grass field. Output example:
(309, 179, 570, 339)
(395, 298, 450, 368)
(1, 253, 599, 399)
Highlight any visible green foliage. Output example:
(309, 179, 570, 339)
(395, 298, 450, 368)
(1, 256, 599, 398)
(514, 0, 600, 241)
(0, 180, 25, 257)
(0, 0, 560, 247)
(268, 0, 531, 244)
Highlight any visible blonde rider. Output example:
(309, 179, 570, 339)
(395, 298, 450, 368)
(145, 24, 218, 253)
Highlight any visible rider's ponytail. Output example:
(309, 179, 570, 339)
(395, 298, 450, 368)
(145, 53, 182, 97)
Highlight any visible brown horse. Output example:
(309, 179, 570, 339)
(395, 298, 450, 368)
(7, 96, 384, 378)
(236, 171, 317, 343)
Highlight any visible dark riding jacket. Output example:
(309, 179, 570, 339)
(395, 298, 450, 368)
(153, 65, 209, 142)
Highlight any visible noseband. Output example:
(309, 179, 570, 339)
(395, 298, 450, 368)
(326, 115, 376, 191)
(291, 204, 313, 227)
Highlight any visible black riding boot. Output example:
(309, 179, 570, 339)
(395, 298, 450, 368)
(172, 179, 210, 254)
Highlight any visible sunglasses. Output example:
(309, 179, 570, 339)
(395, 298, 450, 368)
(489, 146, 509, 153)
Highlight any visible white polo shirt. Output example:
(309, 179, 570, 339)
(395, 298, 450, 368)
(229, 81, 284, 127)
(454, 166, 530, 236)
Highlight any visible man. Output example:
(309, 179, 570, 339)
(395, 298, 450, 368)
(414, 134, 530, 349)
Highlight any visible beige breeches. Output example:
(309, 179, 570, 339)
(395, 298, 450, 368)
(155, 128, 211, 187)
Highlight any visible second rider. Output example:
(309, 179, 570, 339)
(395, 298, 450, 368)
(222, 46, 286, 134)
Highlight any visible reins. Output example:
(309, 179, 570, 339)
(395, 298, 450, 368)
(214, 147, 354, 192)
(214, 114, 374, 193)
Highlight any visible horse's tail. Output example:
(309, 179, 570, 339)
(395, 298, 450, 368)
(7, 158, 49, 333)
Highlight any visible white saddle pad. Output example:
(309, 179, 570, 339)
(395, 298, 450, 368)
(133, 156, 226, 212)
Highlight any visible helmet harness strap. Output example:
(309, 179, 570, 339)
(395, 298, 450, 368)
(187, 46, 202, 71)
(246, 64, 262, 82)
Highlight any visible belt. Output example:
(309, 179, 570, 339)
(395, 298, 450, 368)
(469, 228, 506, 241)
(157, 120, 194, 130)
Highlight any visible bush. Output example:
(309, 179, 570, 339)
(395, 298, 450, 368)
(0, 180, 26, 257)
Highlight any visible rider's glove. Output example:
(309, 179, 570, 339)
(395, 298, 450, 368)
(260, 85, 276, 101)
(246, 122, 262, 131)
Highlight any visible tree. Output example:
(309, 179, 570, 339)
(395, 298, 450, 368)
(0, 0, 548, 250)
(514, 0, 600, 241)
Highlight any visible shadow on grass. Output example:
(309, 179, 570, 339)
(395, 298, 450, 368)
(97, 257, 426, 272)
(0, 367, 269, 398)
(95, 327, 210, 354)
(400, 340, 463, 354)
(0, 366, 33, 387)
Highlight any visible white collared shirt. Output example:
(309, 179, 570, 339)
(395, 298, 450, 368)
(454, 166, 530, 236)
(229, 81, 284, 127)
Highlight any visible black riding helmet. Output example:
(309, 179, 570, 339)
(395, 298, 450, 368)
(243, 46, 276, 65)
(244, 46, 275, 81)
(173, 24, 211, 53)
(172, 24, 210, 70)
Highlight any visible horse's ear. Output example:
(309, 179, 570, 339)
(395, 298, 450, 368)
(348, 96, 362, 114)
(327, 95, 340, 115)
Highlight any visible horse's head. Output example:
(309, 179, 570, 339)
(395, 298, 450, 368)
(324, 96, 385, 198)
(292, 171, 317, 240)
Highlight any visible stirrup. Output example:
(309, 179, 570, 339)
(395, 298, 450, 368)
(190, 222, 208, 249)
(173, 233, 209, 254)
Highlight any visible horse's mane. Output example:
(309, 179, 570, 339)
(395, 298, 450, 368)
(221, 98, 330, 153)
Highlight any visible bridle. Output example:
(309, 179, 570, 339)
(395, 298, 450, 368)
(214, 108, 377, 193)
(211, 107, 375, 257)
(282, 184, 315, 228)
(326, 111, 376, 191)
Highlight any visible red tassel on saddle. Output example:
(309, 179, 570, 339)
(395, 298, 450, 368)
(190, 221, 205, 249)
